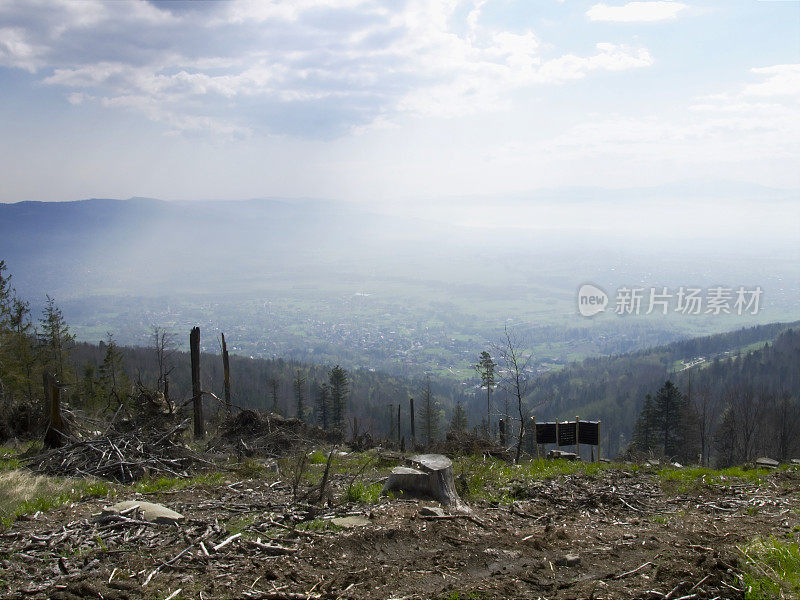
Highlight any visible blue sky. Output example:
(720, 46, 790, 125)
(0, 0, 798, 204)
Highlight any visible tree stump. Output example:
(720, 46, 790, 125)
(382, 453, 469, 512)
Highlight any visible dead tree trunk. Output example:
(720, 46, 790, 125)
(409, 397, 416, 450)
(221, 332, 232, 415)
(190, 327, 204, 439)
(43, 372, 68, 448)
(397, 404, 401, 449)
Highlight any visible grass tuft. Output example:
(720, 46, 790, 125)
(0, 470, 115, 529)
(658, 466, 769, 493)
(344, 481, 382, 504)
(739, 536, 800, 600)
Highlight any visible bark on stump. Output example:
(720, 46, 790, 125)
(382, 453, 468, 512)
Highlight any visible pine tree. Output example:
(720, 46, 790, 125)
(631, 381, 692, 460)
(315, 382, 330, 430)
(268, 376, 281, 414)
(631, 394, 658, 453)
(654, 380, 687, 458)
(474, 351, 496, 437)
(7, 297, 36, 402)
(293, 370, 306, 422)
(449, 400, 468, 433)
(38, 295, 74, 379)
(419, 378, 440, 445)
(99, 334, 128, 410)
(329, 365, 349, 431)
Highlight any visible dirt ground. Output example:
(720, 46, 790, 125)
(1, 462, 797, 600)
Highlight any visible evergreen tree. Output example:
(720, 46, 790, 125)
(474, 351, 496, 437)
(293, 370, 306, 422)
(449, 400, 468, 432)
(631, 394, 658, 453)
(419, 378, 440, 445)
(654, 380, 687, 458)
(315, 382, 330, 430)
(329, 365, 349, 431)
(268, 376, 281, 414)
(630, 381, 693, 460)
(38, 295, 74, 379)
(98, 334, 128, 410)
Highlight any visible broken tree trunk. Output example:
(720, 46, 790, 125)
(43, 372, 68, 448)
(221, 332, 232, 415)
(382, 453, 468, 512)
(190, 327, 204, 439)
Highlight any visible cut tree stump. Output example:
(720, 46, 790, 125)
(382, 454, 469, 512)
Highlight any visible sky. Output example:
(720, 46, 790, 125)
(0, 0, 799, 204)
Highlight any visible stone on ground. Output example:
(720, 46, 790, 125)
(103, 501, 184, 524)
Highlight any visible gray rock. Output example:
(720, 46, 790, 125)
(554, 554, 581, 567)
(418, 506, 446, 517)
(103, 501, 184, 524)
(331, 515, 371, 528)
(756, 457, 779, 469)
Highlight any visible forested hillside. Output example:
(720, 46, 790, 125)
(529, 323, 800, 458)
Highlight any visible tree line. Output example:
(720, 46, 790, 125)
(628, 328, 800, 465)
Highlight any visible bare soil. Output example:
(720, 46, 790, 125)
(1, 465, 797, 600)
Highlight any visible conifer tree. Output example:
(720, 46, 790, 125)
(329, 365, 348, 431)
(293, 370, 306, 422)
(315, 382, 330, 430)
(474, 351, 496, 437)
(99, 334, 128, 410)
(38, 295, 74, 379)
(449, 400, 468, 433)
(419, 378, 440, 445)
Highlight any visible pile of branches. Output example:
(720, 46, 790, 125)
(25, 419, 210, 483)
(212, 410, 336, 457)
(438, 429, 512, 460)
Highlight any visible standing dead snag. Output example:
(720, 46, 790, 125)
(382, 453, 469, 512)
(409, 397, 415, 449)
(497, 324, 541, 463)
(190, 326, 204, 439)
(221, 332, 232, 415)
(43, 372, 68, 448)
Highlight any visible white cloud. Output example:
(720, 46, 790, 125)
(0, 27, 46, 72)
(0, 0, 657, 138)
(743, 64, 800, 97)
(587, 1, 687, 23)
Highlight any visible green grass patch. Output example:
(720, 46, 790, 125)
(232, 458, 267, 478)
(308, 450, 328, 465)
(0, 448, 20, 472)
(739, 536, 800, 599)
(0, 471, 115, 529)
(658, 466, 769, 493)
(344, 481, 382, 504)
(226, 513, 258, 535)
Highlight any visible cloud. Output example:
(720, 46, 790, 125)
(0, 0, 656, 139)
(587, 1, 687, 23)
(743, 64, 800, 97)
(0, 27, 47, 72)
